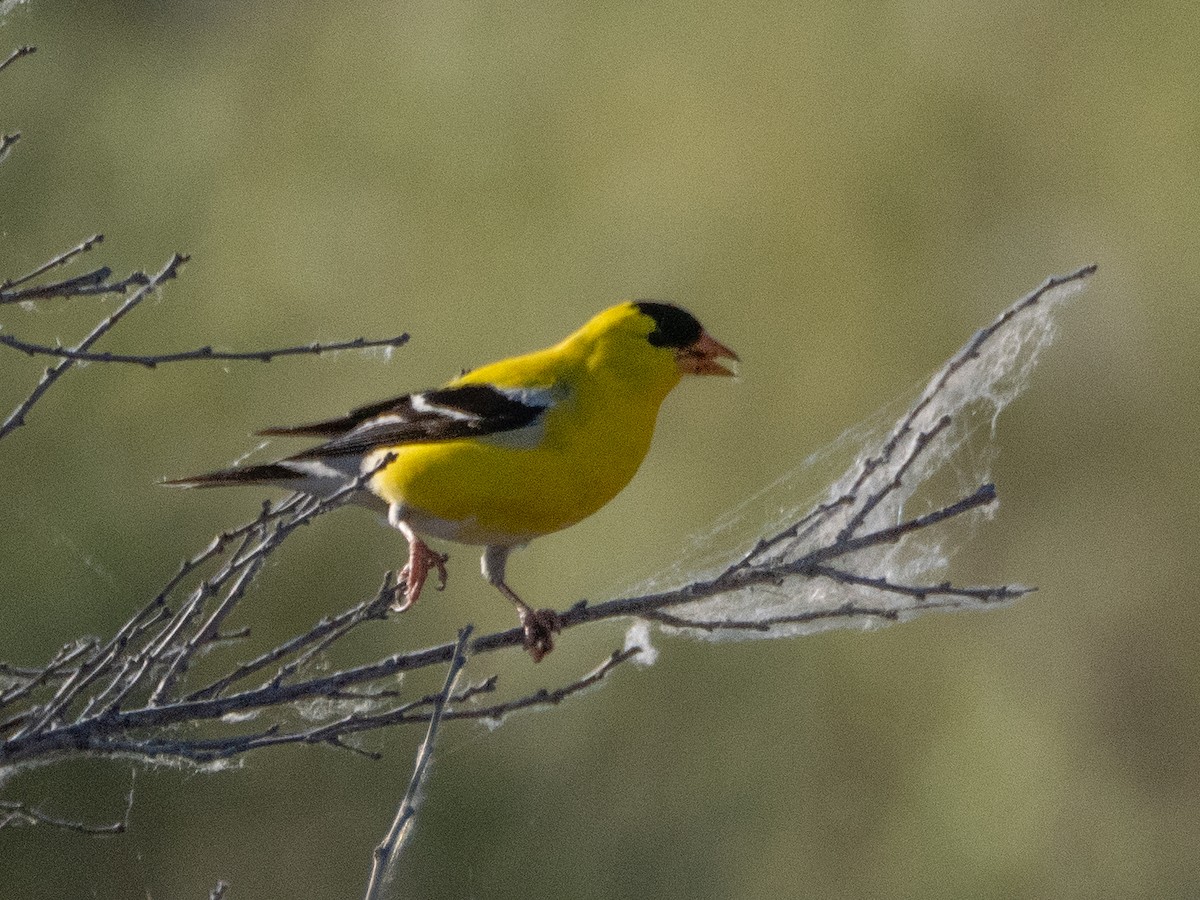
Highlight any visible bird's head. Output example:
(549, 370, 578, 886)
(567, 300, 738, 388)
(633, 300, 739, 378)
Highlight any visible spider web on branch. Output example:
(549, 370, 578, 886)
(626, 265, 1095, 643)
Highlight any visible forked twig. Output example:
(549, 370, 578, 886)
(0, 252, 189, 440)
(0, 234, 104, 294)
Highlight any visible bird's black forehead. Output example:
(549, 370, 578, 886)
(633, 301, 703, 349)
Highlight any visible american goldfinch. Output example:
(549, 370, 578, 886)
(167, 301, 737, 660)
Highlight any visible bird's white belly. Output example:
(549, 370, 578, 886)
(394, 503, 533, 548)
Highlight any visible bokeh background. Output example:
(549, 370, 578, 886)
(2, 2, 1196, 898)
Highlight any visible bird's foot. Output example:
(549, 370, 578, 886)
(390, 541, 449, 613)
(517, 606, 562, 663)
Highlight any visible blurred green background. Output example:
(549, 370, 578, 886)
(2, 1, 1196, 897)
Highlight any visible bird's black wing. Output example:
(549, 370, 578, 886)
(279, 383, 552, 459)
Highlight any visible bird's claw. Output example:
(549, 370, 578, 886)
(389, 569, 416, 613)
(430, 550, 449, 591)
(389, 543, 449, 613)
(518, 606, 562, 663)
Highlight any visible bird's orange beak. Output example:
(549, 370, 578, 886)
(676, 330, 739, 377)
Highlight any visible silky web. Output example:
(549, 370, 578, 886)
(624, 268, 1094, 648)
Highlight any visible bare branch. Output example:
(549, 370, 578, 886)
(186, 574, 395, 702)
(0, 131, 19, 164)
(364, 626, 472, 900)
(436, 646, 641, 723)
(0, 476, 1020, 767)
(0, 331, 411, 366)
(0, 44, 36, 76)
(0, 46, 33, 165)
(805, 564, 1032, 603)
(0, 800, 124, 834)
(0, 252, 189, 441)
(834, 414, 952, 543)
(0, 265, 152, 304)
(0, 480, 1026, 765)
(0, 640, 97, 710)
(147, 551, 266, 705)
(0, 769, 131, 834)
(0, 233, 104, 293)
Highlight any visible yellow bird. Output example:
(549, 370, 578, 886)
(167, 302, 738, 660)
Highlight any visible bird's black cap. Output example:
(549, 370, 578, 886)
(634, 301, 704, 349)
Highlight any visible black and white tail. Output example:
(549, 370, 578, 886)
(162, 457, 362, 498)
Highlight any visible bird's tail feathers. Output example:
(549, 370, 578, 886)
(162, 462, 311, 489)
(161, 456, 369, 502)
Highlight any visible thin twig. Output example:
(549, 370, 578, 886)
(71, 502, 298, 720)
(0, 252, 189, 440)
(14, 499, 291, 735)
(148, 554, 265, 705)
(0, 266, 152, 304)
(0, 45, 36, 76)
(140, 527, 263, 671)
(264, 575, 394, 692)
(0, 332, 411, 365)
(0, 801, 122, 833)
(187, 574, 395, 702)
(643, 597, 985, 633)
(806, 564, 1032, 603)
(835, 414, 953, 542)
(363, 625, 472, 900)
(435, 646, 641, 723)
(0, 131, 19, 164)
(0, 234, 104, 292)
(0, 640, 96, 710)
(96, 463, 387, 717)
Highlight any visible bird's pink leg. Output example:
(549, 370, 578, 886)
(390, 539, 448, 612)
(388, 514, 448, 613)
